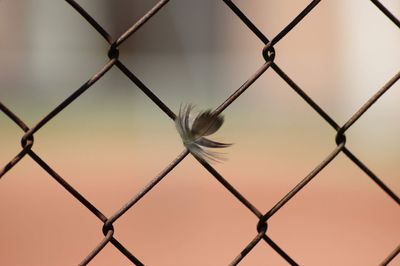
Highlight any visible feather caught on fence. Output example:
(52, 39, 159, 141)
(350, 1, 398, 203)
(175, 104, 232, 162)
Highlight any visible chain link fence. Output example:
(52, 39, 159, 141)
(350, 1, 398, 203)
(1, 0, 399, 265)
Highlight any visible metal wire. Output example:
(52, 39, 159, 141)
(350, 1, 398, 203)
(1, 0, 399, 265)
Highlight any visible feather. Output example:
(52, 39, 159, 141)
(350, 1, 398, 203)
(175, 104, 231, 163)
(183, 104, 192, 138)
(191, 110, 224, 138)
(197, 137, 232, 148)
(187, 143, 227, 163)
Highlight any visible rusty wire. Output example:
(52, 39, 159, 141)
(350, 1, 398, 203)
(1, 0, 399, 265)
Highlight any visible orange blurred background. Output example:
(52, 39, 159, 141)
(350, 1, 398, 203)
(0, 0, 399, 265)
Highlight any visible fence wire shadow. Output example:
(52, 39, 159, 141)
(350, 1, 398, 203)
(1, 0, 399, 265)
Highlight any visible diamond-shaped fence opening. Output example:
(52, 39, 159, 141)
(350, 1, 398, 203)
(0, 0, 399, 265)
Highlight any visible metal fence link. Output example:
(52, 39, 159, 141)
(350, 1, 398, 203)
(1, 0, 399, 265)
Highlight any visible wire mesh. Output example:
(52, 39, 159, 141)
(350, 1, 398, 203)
(1, 0, 399, 265)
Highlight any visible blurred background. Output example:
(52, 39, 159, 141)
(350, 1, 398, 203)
(0, 0, 399, 265)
